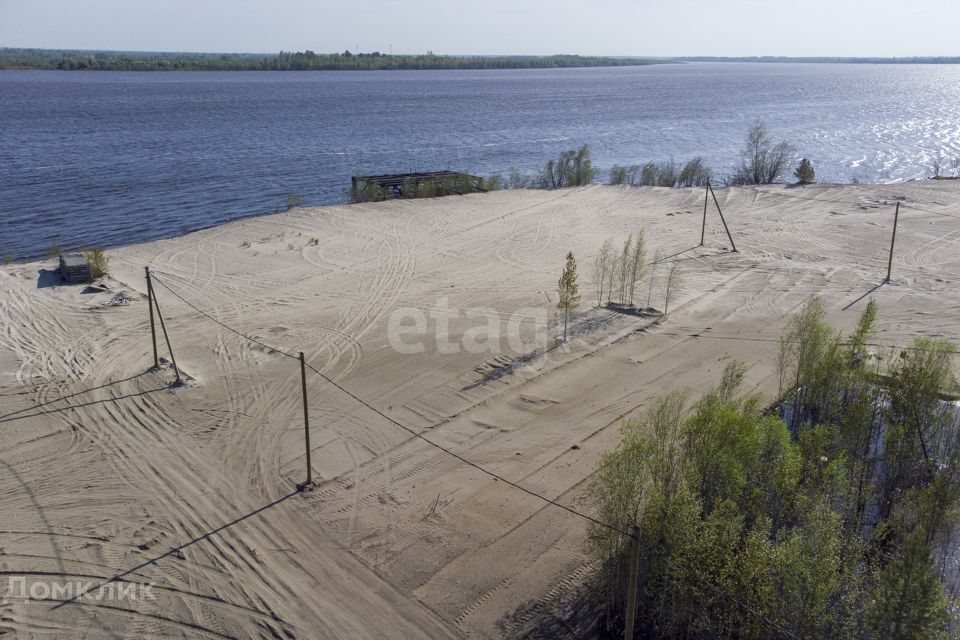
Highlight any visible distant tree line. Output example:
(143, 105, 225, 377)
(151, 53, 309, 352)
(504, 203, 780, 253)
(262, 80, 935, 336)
(0, 48, 670, 71)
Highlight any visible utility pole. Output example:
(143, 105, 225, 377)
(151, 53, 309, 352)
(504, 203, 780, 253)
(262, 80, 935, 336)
(299, 352, 313, 490)
(144, 266, 158, 369)
(707, 181, 737, 253)
(700, 182, 709, 247)
(150, 279, 182, 385)
(885, 201, 900, 283)
(624, 525, 641, 640)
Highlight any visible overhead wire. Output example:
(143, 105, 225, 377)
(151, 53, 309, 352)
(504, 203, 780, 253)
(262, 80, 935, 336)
(147, 269, 829, 640)
(148, 272, 636, 538)
(150, 273, 299, 360)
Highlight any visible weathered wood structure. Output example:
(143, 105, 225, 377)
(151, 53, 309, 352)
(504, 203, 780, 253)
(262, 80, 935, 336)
(351, 171, 485, 202)
(59, 253, 91, 284)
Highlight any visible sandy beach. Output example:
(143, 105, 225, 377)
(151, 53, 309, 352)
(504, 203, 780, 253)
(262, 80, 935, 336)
(1, 182, 959, 638)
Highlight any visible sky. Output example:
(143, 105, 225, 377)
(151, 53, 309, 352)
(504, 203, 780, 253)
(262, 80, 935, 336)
(1, 0, 958, 57)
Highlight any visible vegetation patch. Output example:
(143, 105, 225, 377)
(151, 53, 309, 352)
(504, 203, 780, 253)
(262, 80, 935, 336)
(83, 248, 110, 278)
(587, 298, 959, 638)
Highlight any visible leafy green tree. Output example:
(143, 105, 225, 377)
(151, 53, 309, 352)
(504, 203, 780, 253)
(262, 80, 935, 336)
(607, 253, 621, 305)
(610, 165, 631, 185)
(663, 262, 682, 316)
(483, 174, 503, 191)
(572, 144, 596, 186)
(539, 145, 596, 188)
(776, 295, 831, 401)
(869, 532, 950, 639)
(593, 239, 614, 307)
(585, 301, 959, 640)
(617, 236, 632, 304)
(678, 157, 713, 187)
(556, 251, 580, 341)
(627, 231, 648, 306)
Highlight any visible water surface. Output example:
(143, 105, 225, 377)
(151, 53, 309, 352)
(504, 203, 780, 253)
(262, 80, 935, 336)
(2, 63, 959, 258)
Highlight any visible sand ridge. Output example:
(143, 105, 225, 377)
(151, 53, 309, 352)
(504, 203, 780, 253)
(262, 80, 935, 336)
(1, 182, 959, 638)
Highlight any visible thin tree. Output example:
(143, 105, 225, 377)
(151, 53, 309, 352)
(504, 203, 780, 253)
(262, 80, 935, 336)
(557, 251, 581, 341)
(627, 230, 648, 305)
(777, 295, 829, 394)
(593, 239, 614, 307)
(607, 253, 621, 306)
(572, 144, 596, 186)
(869, 532, 949, 639)
(663, 262, 681, 317)
(733, 118, 794, 185)
(618, 236, 632, 304)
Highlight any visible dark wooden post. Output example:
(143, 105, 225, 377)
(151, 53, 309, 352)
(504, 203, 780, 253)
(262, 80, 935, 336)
(700, 183, 709, 246)
(885, 202, 900, 283)
(145, 266, 158, 369)
(299, 352, 313, 488)
(708, 182, 737, 253)
(624, 525, 641, 640)
(150, 283, 182, 385)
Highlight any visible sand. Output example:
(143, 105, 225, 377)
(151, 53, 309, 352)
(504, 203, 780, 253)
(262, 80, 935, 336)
(1, 182, 959, 638)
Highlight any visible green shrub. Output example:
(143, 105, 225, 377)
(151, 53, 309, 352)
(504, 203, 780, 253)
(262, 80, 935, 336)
(540, 145, 596, 188)
(483, 174, 503, 191)
(398, 178, 417, 198)
(610, 165, 630, 185)
(640, 161, 658, 186)
(286, 193, 305, 210)
(46, 237, 61, 258)
(508, 168, 528, 189)
(678, 157, 712, 187)
(362, 181, 386, 202)
(795, 158, 816, 184)
(83, 248, 109, 279)
(655, 160, 679, 187)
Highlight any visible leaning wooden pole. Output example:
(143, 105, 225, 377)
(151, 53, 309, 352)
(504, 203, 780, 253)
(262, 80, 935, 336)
(885, 201, 900, 283)
(144, 266, 158, 369)
(708, 182, 737, 252)
(150, 283, 182, 385)
(700, 182, 709, 246)
(299, 352, 313, 489)
(624, 525, 641, 640)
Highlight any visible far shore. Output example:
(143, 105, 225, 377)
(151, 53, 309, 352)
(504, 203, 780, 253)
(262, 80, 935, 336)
(4, 49, 960, 72)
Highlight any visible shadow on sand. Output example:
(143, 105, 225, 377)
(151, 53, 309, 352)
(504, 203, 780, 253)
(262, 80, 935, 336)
(36, 268, 61, 289)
